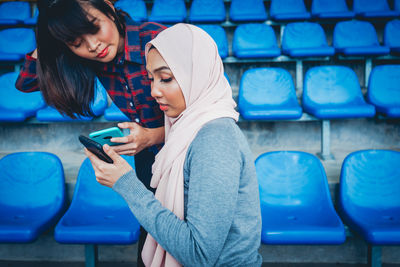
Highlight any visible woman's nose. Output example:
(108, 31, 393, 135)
(151, 83, 162, 99)
(86, 36, 100, 52)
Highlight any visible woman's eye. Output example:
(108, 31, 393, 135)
(161, 77, 172, 83)
(70, 40, 82, 48)
(148, 77, 154, 82)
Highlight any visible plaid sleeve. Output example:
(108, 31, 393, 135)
(139, 22, 167, 52)
(15, 54, 39, 93)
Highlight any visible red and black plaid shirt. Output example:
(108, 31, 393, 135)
(15, 17, 166, 152)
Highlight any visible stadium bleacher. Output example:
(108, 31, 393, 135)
(0, 1, 399, 267)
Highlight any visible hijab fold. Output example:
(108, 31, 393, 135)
(142, 24, 239, 267)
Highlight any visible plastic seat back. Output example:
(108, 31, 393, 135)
(340, 150, 400, 209)
(311, 0, 354, 19)
(256, 151, 345, 244)
(0, 28, 36, 61)
(367, 65, 400, 117)
(339, 150, 400, 244)
(303, 66, 375, 119)
(0, 72, 45, 122)
(270, 0, 310, 21)
(36, 78, 107, 121)
(197, 25, 228, 58)
(353, 0, 399, 18)
(189, 0, 226, 23)
(0, 1, 31, 25)
(304, 66, 362, 106)
(333, 20, 389, 56)
(114, 0, 147, 22)
(55, 156, 140, 244)
(233, 24, 280, 58)
(256, 151, 332, 208)
(24, 7, 38, 26)
(229, 0, 267, 22)
(238, 68, 302, 120)
(396, 0, 400, 12)
(384, 19, 400, 51)
(282, 22, 335, 57)
(149, 0, 186, 23)
(0, 152, 66, 242)
(71, 157, 135, 209)
(104, 102, 130, 121)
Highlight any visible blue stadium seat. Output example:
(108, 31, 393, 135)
(339, 149, 400, 245)
(24, 7, 38, 26)
(333, 20, 390, 56)
(197, 25, 228, 58)
(0, 28, 36, 61)
(0, 72, 45, 122)
(189, 0, 225, 23)
(114, 0, 147, 22)
(238, 68, 302, 120)
(255, 151, 346, 244)
(270, 0, 310, 21)
(104, 102, 130, 121)
(233, 24, 280, 58)
(396, 0, 400, 12)
(36, 78, 108, 122)
(149, 0, 186, 23)
(303, 66, 375, 119)
(0, 1, 31, 26)
(353, 0, 400, 19)
(0, 152, 66, 243)
(282, 22, 335, 57)
(311, 0, 354, 19)
(367, 65, 400, 118)
(229, 0, 267, 22)
(55, 156, 140, 244)
(384, 19, 400, 54)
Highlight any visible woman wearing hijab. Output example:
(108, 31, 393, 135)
(85, 23, 262, 267)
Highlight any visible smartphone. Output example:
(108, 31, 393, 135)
(89, 127, 124, 146)
(79, 135, 113, 163)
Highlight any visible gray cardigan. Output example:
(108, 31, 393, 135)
(113, 118, 262, 266)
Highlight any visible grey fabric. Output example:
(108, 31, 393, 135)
(113, 118, 262, 266)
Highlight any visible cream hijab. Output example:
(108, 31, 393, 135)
(142, 23, 239, 267)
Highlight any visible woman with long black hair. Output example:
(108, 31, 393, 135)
(15, 1, 166, 265)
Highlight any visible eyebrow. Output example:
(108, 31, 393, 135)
(146, 66, 171, 74)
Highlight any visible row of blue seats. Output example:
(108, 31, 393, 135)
(0, 73, 129, 122)
(0, 149, 399, 247)
(238, 65, 400, 120)
(2, 0, 400, 27)
(1, 19, 399, 63)
(232, 19, 400, 58)
(115, 0, 400, 23)
(1, 64, 399, 122)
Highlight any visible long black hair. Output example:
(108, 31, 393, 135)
(36, 0, 126, 118)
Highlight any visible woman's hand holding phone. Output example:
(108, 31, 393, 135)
(85, 144, 133, 188)
(110, 122, 155, 156)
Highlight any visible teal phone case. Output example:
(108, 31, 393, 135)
(89, 127, 124, 146)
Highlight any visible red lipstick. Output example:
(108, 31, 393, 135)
(159, 104, 168, 111)
(97, 47, 109, 58)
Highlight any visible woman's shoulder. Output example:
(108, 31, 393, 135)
(198, 117, 238, 136)
(192, 118, 244, 151)
(138, 21, 167, 33)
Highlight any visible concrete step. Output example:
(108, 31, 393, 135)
(0, 229, 399, 265)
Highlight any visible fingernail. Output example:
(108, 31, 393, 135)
(104, 144, 109, 151)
